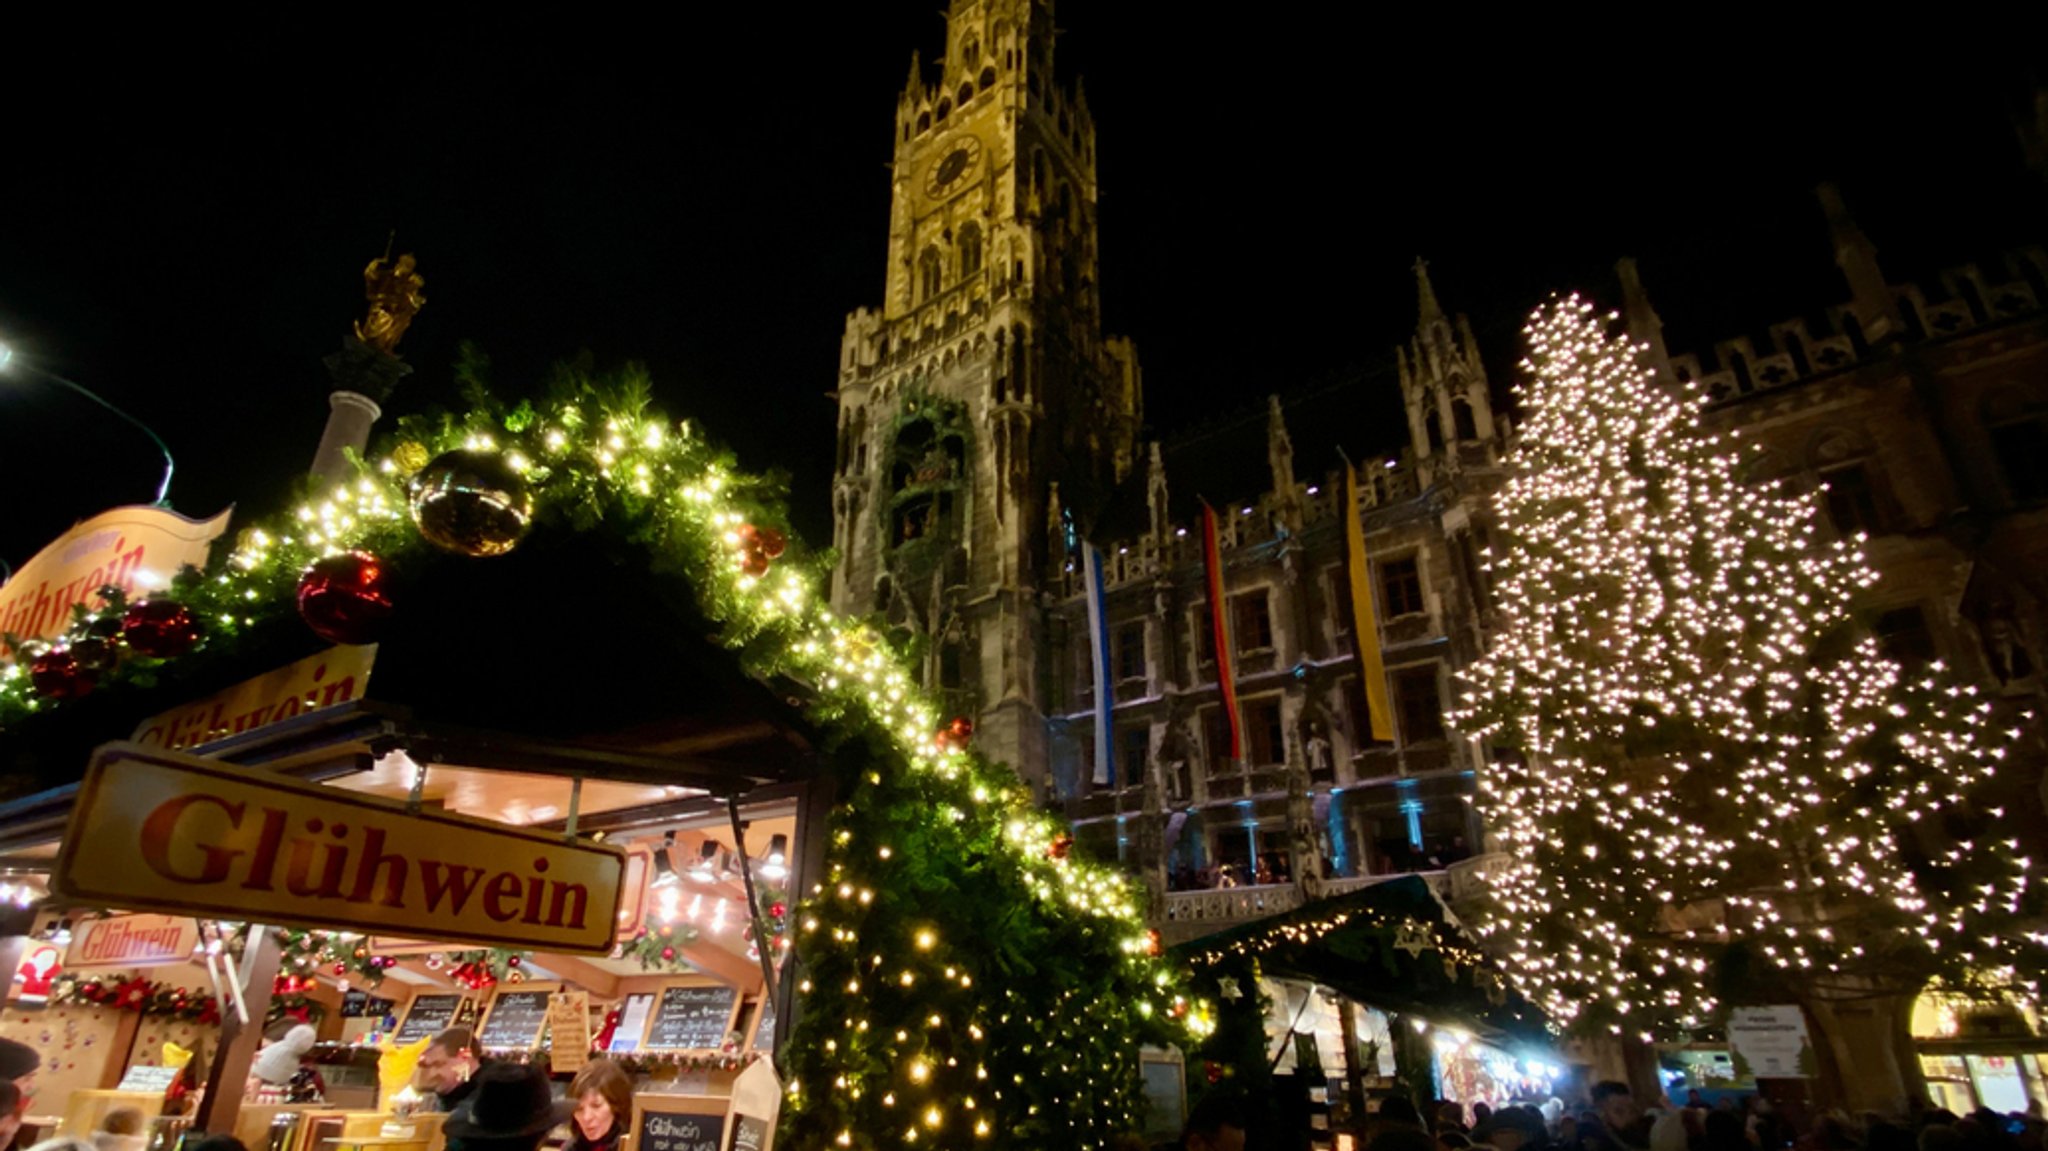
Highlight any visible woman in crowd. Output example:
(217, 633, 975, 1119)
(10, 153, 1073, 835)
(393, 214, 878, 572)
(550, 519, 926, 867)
(565, 1060, 634, 1151)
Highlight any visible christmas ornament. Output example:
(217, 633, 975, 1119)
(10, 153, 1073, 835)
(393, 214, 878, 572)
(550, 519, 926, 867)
(297, 552, 395, 645)
(29, 648, 94, 700)
(408, 449, 533, 557)
(733, 523, 783, 577)
(121, 600, 202, 659)
(936, 715, 974, 751)
(1047, 834, 1073, 861)
(391, 441, 432, 475)
(1391, 919, 1433, 958)
(68, 638, 118, 674)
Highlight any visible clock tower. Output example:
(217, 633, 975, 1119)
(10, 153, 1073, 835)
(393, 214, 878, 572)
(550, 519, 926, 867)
(829, 0, 1140, 788)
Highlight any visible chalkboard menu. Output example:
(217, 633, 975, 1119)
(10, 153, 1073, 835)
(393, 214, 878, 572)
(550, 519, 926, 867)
(750, 997, 776, 1053)
(635, 1103, 724, 1151)
(477, 988, 554, 1051)
(394, 993, 468, 1045)
(729, 1114, 771, 1151)
(643, 984, 740, 1051)
(342, 991, 396, 1019)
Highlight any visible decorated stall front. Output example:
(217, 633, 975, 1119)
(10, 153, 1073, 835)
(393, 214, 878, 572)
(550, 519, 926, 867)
(2, 366, 1196, 1151)
(1177, 877, 1554, 1148)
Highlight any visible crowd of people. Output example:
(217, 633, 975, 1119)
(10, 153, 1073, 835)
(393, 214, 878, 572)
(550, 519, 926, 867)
(0, 1029, 634, 1151)
(1139, 1078, 2048, 1151)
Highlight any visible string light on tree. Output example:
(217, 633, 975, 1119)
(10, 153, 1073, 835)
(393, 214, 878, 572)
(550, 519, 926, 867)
(1452, 296, 2041, 1043)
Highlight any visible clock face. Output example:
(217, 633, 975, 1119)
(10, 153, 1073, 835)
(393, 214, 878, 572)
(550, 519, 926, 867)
(923, 136, 984, 199)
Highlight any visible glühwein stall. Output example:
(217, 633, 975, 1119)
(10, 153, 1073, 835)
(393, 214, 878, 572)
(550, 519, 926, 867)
(0, 272, 1195, 1151)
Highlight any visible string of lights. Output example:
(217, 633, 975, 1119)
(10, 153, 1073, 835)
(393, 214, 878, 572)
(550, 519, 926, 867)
(1452, 297, 2042, 1041)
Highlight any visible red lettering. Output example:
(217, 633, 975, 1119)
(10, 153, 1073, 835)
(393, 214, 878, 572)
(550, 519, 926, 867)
(484, 873, 524, 922)
(420, 861, 485, 914)
(346, 827, 409, 909)
(139, 794, 246, 884)
(545, 881, 590, 929)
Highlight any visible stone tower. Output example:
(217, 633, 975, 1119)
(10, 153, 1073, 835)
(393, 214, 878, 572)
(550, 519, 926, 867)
(828, 0, 1142, 787)
(1396, 259, 1495, 487)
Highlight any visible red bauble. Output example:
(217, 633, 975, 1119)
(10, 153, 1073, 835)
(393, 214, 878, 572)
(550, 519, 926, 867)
(297, 552, 394, 645)
(1047, 834, 1073, 861)
(740, 550, 772, 578)
(29, 648, 95, 700)
(1146, 929, 1163, 957)
(660, 947, 676, 961)
(755, 528, 787, 559)
(122, 600, 203, 659)
(333, 963, 347, 975)
(947, 716, 974, 742)
(506, 955, 521, 968)
(768, 901, 787, 919)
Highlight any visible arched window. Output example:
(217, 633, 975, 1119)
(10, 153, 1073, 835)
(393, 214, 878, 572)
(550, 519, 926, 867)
(958, 223, 982, 279)
(916, 111, 931, 134)
(936, 99, 952, 121)
(919, 247, 943, 301)
(962, 38, 979, 66)
(958, 83, 974, 106)
(1452, 396, 1478, 441)
(979, 66, 996, 91)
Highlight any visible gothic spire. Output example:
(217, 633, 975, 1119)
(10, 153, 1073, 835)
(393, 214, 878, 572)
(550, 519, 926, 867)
(1615, 257, 1673, 382)
(1816, 182, 1900, 343)
(1413, 257, 1444, 327)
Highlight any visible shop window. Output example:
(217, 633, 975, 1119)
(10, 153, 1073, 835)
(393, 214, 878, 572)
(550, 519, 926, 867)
(1243, 696, 1284, 766)
(1379, 556, 1423, 618)
(1821, 462, 1887, 536)
(1991, 416, 2048, 504)
(1232, 589, 1274, 653)
(1394, 664, 1444, 744)
(1876, 606, 1937, 668)
(1114, 620, 1147, 683)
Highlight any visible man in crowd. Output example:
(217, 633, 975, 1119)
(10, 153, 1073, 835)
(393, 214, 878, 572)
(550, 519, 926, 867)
(417, 1027, 486, 1114)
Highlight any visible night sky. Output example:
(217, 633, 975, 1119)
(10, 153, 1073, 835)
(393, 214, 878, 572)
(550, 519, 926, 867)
(1, 14, 2040, 570)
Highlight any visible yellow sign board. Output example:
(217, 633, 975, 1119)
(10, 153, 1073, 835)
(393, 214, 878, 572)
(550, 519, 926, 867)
(0, 505, 231, 657)
(52, 744, 626, 955)
(131, 645, 378, 751)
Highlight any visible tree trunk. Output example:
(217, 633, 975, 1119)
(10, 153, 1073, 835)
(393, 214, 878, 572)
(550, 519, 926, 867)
(1804, 993, 1925, 1115)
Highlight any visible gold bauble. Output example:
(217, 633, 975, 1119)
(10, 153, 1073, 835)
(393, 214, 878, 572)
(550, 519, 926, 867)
(408, 449, 533, 557)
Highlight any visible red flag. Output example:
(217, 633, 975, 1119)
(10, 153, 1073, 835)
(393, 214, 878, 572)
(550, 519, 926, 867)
(1201, 503, 1243, 762)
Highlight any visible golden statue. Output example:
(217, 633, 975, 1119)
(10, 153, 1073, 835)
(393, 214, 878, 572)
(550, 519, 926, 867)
(354, 252, 426, 354)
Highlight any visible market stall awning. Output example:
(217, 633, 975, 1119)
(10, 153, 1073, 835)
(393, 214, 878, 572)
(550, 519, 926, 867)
(1174, 876, 1551, 1048)
(0, 522, 820, 806)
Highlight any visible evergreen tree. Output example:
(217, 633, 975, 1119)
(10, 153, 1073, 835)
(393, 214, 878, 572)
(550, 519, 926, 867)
(1456, 297, 2041, 1044)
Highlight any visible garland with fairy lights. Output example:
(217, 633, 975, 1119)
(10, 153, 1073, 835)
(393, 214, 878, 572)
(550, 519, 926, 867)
(0, 366, 1197, 1150)
(50, 974, 222, 1024)
(1453, 297, 2043, 1042)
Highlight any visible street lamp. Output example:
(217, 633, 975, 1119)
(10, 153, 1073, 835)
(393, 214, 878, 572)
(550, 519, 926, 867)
(0, 340, 175, 506)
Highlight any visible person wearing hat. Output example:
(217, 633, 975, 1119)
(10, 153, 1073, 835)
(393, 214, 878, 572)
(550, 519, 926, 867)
(0, 1039, 37, 1094)
(1475, 1106, 1552, 1151)
(443, 1064, 572, 1151)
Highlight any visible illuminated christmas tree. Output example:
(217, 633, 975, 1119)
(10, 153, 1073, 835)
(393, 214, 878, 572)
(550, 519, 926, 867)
(1456, 297, 2041, 1054)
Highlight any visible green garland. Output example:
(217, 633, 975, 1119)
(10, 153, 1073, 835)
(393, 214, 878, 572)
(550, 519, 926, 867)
(0, 365, 1199, 1150)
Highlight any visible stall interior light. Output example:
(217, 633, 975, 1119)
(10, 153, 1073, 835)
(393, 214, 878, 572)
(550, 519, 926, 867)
(762, 834, 789, 880)
(651, 833, 681, 889)
(690, 841, 722, 883)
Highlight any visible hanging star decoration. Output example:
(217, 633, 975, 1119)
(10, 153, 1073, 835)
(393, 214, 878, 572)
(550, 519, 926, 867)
(1393, 919, 1433, 958)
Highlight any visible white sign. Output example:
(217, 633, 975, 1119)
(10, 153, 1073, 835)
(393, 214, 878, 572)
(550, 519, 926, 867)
(1727, 1005, 1816, 1079)
(116, 1064, 183, 1093)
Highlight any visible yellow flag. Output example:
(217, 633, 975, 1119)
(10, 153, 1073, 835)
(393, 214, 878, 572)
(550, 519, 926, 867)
(1344, 465, 1395, 741)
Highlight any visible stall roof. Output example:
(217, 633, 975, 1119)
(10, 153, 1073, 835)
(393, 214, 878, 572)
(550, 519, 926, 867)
(0, 523, 821, 807)
(1174, 876, 1552, 1048)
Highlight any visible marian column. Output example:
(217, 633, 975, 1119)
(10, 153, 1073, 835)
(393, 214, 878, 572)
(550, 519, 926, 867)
(310, 252, 426, 485)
